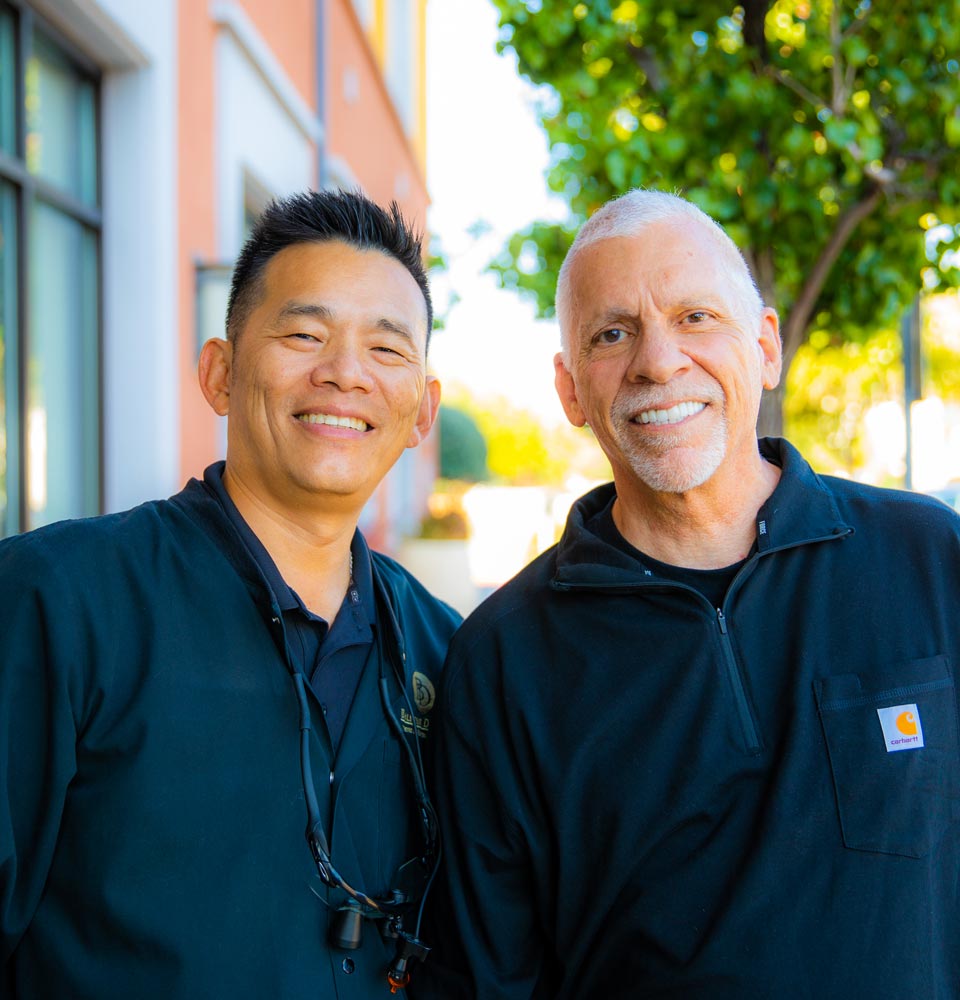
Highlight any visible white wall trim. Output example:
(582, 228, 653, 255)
(28, 0, 148, 69)
(98, 0, 180, 510)
(323, 153, 361, 192)
(214, 30, 316, 258)
(210, 0, 324, 144)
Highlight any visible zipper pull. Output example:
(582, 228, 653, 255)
(716, 608, 728, 634)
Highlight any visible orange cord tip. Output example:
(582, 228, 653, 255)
(387, 971, 410, 993)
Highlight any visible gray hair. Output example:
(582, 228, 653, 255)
(555, 189, 765, 362)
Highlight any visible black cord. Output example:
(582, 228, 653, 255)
(288, 565, 439, 929)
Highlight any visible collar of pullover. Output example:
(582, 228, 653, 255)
(553, 437, 852, 590)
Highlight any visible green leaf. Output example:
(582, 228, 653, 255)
(946, 114, 960, 148)
(824, 119, 859, 148)
(487, 0, 960, 428)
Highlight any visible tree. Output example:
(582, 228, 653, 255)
(489, 0, 960, 432)
(439, 404, 490, 481)
(442, 389, 611, 485)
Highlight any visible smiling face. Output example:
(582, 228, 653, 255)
(555, 219, 781, 499)
(199, 240, 439, 519)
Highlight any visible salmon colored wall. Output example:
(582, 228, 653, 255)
(325, 2, 432, 550)
(177, 0, 219, 483)
(236, 0, 316, 108)
(176, 1, 318, 484)
(325, 0, 429, 229)
(174, 0, 431, 543)
(414, 0, 427, 168)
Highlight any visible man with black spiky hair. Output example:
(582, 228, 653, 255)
(0, 189, 460, 999)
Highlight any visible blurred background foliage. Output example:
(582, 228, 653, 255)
(440, 392, 611, 486)
(438, 404, 490, 481)
(486, 0, 960, 436)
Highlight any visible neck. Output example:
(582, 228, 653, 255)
(223, 467, 357, 621)
(612, 454, 781, 570)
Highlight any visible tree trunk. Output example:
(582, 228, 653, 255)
(755, 189, 884, 438)
(752, 246, 783, 437)
(758, 381, 785, 437)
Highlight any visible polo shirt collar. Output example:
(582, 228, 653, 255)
(202, 461, 375, 630)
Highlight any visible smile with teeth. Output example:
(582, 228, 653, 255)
(635, 401, 706, 426)
(296, 413, 369, 432)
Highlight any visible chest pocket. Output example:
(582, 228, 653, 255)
(815, 655, 960, 859)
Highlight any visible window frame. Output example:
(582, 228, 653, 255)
(0, 0, 103, 534)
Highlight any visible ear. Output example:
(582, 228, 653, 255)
(406, 375, 442, 449)
(198, 338, 233, 416)
(554, 352, 587, 428)
(758, 308, 783, 391)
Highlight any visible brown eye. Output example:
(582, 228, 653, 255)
(597, 328, 626, 345)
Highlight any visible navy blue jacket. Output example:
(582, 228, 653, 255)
(0, 475, 460, 999)
(426, 439, 960, 999)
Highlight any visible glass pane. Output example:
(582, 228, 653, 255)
(25, 30, 98, 206)
(26, 200, 99, 528)
(387, 0, 415, 133)
(0, 180, 17, 537)
(0, 8, 15, 154)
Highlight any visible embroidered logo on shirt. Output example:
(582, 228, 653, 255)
(400, 707, 430, 739)
(412, 672, 436, 713)
(399, 673, 436, 741)
(877, 703, 924, 752)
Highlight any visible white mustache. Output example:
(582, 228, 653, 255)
(612, 382, 723, 422)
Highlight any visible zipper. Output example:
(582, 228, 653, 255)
(553, 526, 852, 756)
(716, 607, 761, 755)
(559, 577, 765, 755)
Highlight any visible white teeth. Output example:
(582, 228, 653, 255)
(297, 413, 369, 432)
(637, 401, 706, 426)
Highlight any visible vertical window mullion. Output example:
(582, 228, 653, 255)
(0, 181, 18, 537)
(15, 5, 29, 533)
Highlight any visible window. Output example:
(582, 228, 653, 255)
(0, 2, 101, 536)
(386, 0, 417, 135)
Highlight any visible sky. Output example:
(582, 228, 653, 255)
(425, 0, 569, 424)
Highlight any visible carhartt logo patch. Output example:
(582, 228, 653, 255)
(877, 704, 924, 752)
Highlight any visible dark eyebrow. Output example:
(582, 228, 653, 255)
(276, 302, 334, 322)
(375, 317, 416, 345)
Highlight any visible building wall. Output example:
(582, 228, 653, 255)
(4, 0, 432, 551)
(178, 0, 320, 480)
(324, 0, 434, 550)
(176, 0, 218, 483)
(324, 0, 425, 219)
(27, 0, 182, 514)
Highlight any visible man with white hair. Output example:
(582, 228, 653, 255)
(423, 190, 960, 998)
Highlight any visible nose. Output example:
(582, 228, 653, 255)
(626, 320, 691, 384)
(309, 337, 375, 392)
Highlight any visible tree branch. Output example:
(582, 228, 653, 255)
(742, 0, 769, 63)
(841, 10, 870, 40)
(843, 61, 857, 102)
(830, 3, 846, 114)
(627, 42, 662, 92)
(781, 188, 884, 361)
(766, 65, 823, 109)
